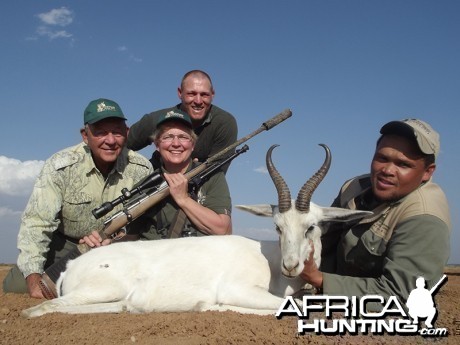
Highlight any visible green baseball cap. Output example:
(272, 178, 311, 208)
(380, 119, 440, 157)
(84, 98, 127, 124)
(157, 109, 192, 128)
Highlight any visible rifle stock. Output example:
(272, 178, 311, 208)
(40, 109, 292, 297)
(98, 162, 209, 241)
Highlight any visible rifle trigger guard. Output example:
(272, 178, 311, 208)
(111, 227, 127, 241)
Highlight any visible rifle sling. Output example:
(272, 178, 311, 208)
(168, 209, 188, 239)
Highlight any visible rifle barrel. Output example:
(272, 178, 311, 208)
(429, 274, 447, 294)
(207, 109, 291, 163)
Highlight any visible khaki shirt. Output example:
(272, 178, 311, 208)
(17, 142, 153, 277)
(321, 174, 451, 311)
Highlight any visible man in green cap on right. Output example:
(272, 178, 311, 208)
(3, 98, 153, 299)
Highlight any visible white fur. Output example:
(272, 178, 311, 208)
(22, 203, 369, 318)
(22, 236, 305, 317)
(236, 202, 372, 278)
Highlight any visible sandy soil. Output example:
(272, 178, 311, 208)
(1, 264, 459, 345)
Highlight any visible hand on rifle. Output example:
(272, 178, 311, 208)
(79, 230, 112, 248)
(164, 173, 190, 206)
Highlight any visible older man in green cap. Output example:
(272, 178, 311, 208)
(3, 98, 153, 298)
(300, 118, 451, 312)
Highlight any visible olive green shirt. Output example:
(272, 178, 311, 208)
(321, 174, 451, 311)
(17, 142, 153, 277)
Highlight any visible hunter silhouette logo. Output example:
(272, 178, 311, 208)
(406, 275, 447, 329)
(276, 274, 449, 337)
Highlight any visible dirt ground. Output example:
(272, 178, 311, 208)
(0, 265, 459, 345)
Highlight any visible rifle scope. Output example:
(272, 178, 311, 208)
(92, 172, 164, 219)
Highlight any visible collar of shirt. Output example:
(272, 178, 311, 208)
(81, 143, 128, 178)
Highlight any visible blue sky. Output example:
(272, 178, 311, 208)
(0, 1, 459, 265)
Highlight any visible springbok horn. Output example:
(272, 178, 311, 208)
(295, 144, 331, 213)
(266, 145, 292, 213)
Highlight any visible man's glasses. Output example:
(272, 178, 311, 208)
(160, 133, 192, 143)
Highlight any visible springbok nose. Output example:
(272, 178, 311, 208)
(283, 260, 299, 274)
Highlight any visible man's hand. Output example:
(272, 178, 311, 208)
(79, 230, 112, 248)
(26, 273, 45, 299)
(300, 240, 323, 289)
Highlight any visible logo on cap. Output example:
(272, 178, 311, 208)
(406, 119, 432, 136)
(97, 101, 116, 113)
(165, 110, 185, 119)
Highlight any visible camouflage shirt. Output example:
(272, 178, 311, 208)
(17, 142, 153, 277)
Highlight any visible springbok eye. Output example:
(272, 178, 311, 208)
(304, 225, 315, 238)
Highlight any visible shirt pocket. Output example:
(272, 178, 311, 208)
(355, 229, 386, 274)
(362, 225, 389, 256)
(62, 191, 93, 222)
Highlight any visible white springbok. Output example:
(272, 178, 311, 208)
(22, 144, 370, 318)
(237, 144, 371, 278)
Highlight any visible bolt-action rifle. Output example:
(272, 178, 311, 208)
(91, 144, 249, 222)
(38, 109, 292, 299)
(92, 143, 249, 237)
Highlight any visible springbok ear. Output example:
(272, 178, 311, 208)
(235, 204, 276, 217)
(320, 207, 373, 223)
